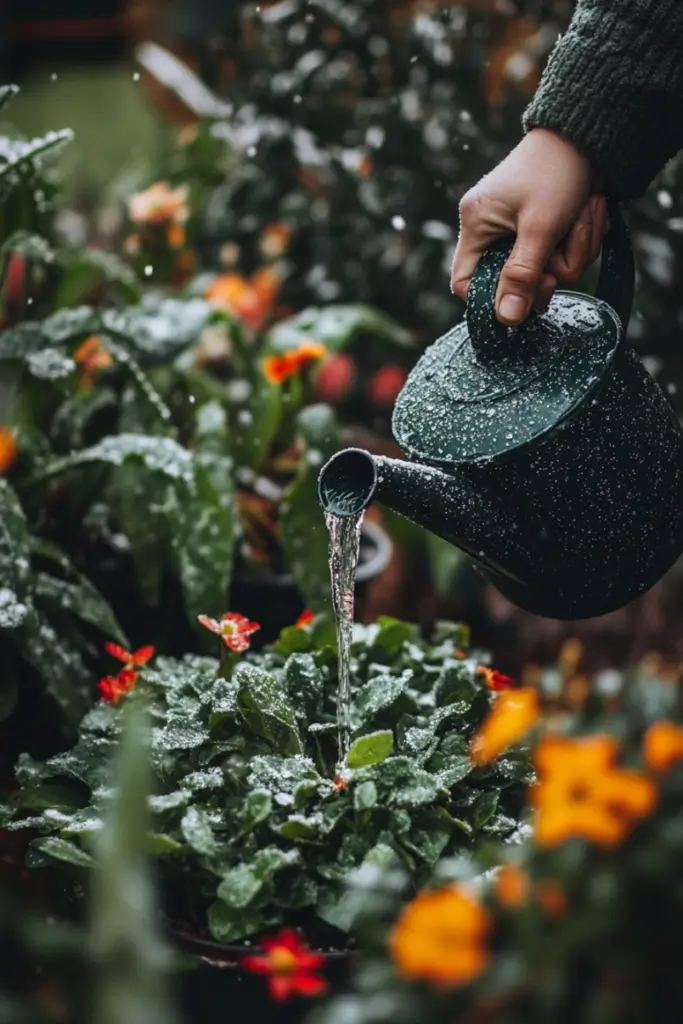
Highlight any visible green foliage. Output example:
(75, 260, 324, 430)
(5, 617, 527, 945)
(91, 699, 178, 1024)
(312, 661, 683, 1024)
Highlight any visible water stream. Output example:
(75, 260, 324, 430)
(325, 510, 364, 761)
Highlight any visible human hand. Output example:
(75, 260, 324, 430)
(450, 128, 609, 325)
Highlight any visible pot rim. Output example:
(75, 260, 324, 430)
(164, 919, 353, 964)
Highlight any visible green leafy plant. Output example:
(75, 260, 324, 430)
(3, 617, 529, 947)
(0, 84, 408, 747)
(309, 657, 683, 1024)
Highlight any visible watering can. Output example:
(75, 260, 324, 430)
(317, 202, 683, 620)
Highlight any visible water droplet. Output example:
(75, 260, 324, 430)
(133, 72, 140, 82)
(392, 215, 406, 230)
(247, 145, 257, 157)
(144, 265, 153, 277)
(50, 73, 58, 82)
(188, 394, 196, 404)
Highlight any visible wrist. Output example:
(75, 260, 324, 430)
(527, 126, 605, 194)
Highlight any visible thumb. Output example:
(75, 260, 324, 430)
(495, 227, 554, 325)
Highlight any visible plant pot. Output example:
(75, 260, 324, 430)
(167, 924, 352, 1024)
(229, 519, 393, 647)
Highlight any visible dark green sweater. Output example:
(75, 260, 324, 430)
(522, 0, 683, 200)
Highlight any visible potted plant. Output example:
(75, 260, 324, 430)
(309, 653, 683, 1024)
(2, 613, 529, 1020)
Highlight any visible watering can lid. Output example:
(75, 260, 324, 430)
(393, 209, 635, 466)
(392, 292, 623, 465)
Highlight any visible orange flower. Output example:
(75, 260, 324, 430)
(495, 863, 529, 909)
(531, 734, 657, 848)
(98, 668, 138, 705)
(198, 611, 260, 653)
(333, 771, 348, 792)
(643, 721, 683, 773)
(127, 182, 189, 226)
(205, 269, 280, 331)
(242, 929, 327, 1002)
(477, 666, 516, 691)
(0, 428, 17, 475)
(470, 687, 540, 766)
(259, 223, 292, 260)
(263, 340, 326, 384)
(74, 336, 113, 388)
(390, 885, 489, 987)
(105, 642, 155, 670)
(296, 609, 315, 628)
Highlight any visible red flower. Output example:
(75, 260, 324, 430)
(368, 364, 407, 407)
(296, 609, 315, 629)
(477, 666, 517, 691)
(105, 642, 155, 669)
(333, 771, 348, 792)
(198, 611, 261, 652)
(98, 669, 138, 705)
(242, 929, 327, 1002)
(313, 353, 356, 403)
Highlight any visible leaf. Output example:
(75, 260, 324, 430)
(264, 304, 411, 355)
(283, 653, 323, 705)
(18, 612, 94, 726)
(472, 791, 500, 830)
(0, 130, 74, 203)
(353, 781, 377, 810)
(180, 806, 218, 855)
(33, 572, 128, 646)
(435, 662, 478, 706)
(353, 673, 410, 727)
(347, 730, 394, 769)
(91, 699, 178, 1024)
(56, 250, 141, 309)
(236, 663, 303, 756)
(391, 769, 438, 807)
(207, 901, 276, 944)
(280, 471, 331, 613)
(116, 462, 167, 608)
(0, 481, 33, 625)
(217, 864, 262, 909)
(1, 230, 54, 263)
(431, 753, 473, 788)
(25, 347, 75, 381)
(153, 725, 208, 752)
(237, 789, 272, 834)
(170, 407, 234, 624)
(38, 433, 195, 487)
(278, 813, 322, 842)
(0, 84, 19, 113)
(373, 618, 418, 657)
(102, 296, 212, 365)
(32, 836, 93, 867)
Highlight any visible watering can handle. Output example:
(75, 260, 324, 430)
(466, 197, 635, 363)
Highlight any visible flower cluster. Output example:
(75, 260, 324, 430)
(205, 267, 280, 332)
(98, 643, 155, 705)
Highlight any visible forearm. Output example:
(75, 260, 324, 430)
(523, 0, 683, 200)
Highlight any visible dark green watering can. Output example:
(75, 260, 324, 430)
(318, 202, 683, 620)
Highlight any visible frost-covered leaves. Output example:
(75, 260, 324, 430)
(264, 304, 411, 355)
(6, 617, 528, 942)
(0, 481, 126, 725)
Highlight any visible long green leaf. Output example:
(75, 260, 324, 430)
(91, 699, 178, 1024)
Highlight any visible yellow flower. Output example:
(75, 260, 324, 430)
(531, 734, 656, 848)
(469, 687, 540, 765)
(390, 885, 489, 988)
(127, 182, 189, 226)
(643, 721, 683, 773)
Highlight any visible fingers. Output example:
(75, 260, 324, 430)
(588, 194, 609, 263)
(450, 196, 500, 302)
(494, 227, 555, 325)
(549, 194, 609, 285)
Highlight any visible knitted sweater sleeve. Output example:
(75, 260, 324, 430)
(522, 0, 683, 200)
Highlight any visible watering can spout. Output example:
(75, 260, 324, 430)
(318, 447, 544, 590)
